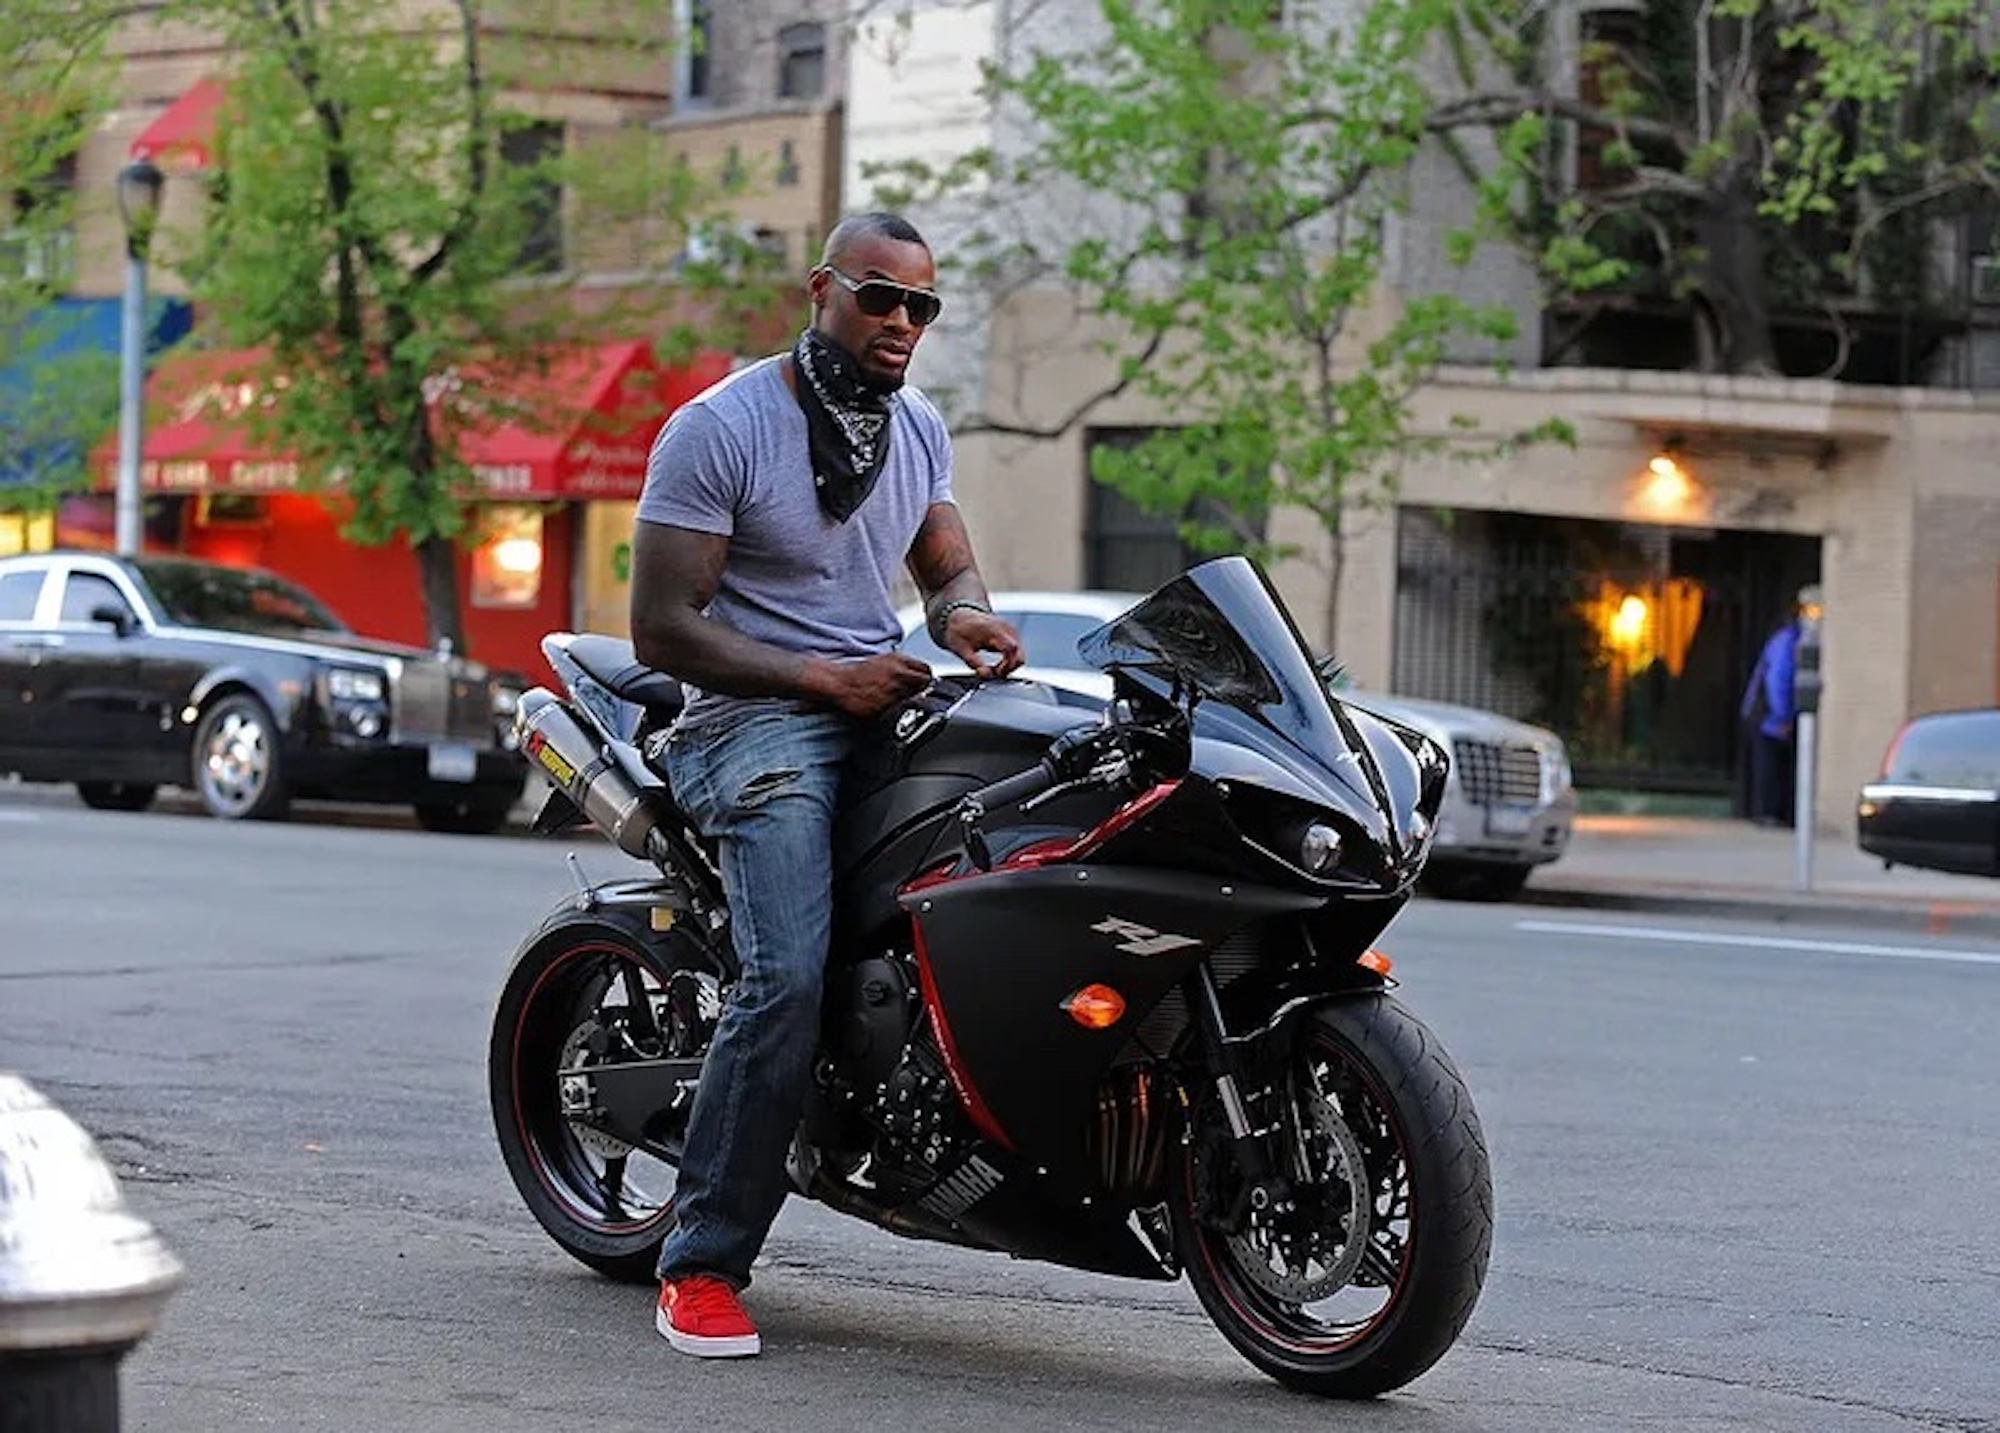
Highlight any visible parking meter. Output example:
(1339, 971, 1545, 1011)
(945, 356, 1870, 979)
(1790, 588, 1824, 888)
(1793, 610, 1823, 715)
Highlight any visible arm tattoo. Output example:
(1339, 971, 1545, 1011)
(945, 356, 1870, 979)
(628, 520, 816, 698)
(909, 504, 989, 630)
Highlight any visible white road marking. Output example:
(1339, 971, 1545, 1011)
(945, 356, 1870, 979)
(0, 810, 42, 823)
(1514, 918, 2000, 967)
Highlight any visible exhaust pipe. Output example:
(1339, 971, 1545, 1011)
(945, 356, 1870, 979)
(515, 688, 673, 861)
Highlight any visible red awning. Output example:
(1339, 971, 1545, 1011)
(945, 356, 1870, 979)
(92, 341, 734, 501)
(129, 77, 228, 174)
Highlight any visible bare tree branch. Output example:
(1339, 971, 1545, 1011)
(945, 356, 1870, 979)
(954, 327, 1168, 438)
(1420, 90, 1694, 154)
(1842, 162, 1997, 271)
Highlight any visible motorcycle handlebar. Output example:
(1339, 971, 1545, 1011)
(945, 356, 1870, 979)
(962, 758, 1059, 813)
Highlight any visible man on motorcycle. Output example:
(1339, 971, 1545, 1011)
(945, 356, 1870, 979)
(627, 211, 1025, 1357)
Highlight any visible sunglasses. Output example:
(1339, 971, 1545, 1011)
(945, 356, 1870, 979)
(823, 267, 944, 327)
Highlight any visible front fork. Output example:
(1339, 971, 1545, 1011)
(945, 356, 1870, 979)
(1185, 962, 1313, 1232)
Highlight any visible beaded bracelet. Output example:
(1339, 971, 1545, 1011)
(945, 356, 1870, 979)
(929, 598, 992, 644)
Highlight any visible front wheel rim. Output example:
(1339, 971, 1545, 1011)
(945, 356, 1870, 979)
(199, 708, 272, 815)
(1185, 1026, 1416, 1354)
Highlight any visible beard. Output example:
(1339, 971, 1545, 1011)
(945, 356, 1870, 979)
(856, 359, 906, 394)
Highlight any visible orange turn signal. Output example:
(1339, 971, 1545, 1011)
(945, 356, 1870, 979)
(1062, 983, 1127, 1030)
(1358, 948, 1394, 977)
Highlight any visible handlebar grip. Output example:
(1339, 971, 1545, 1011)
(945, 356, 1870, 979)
(963, 759, 1058, 813)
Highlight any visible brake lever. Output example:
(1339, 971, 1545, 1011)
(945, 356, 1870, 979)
(1018, 750, 1133, 814)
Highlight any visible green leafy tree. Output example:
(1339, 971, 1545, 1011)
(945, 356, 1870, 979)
(41, 0, 786, 652)
(1437, 0, 2000, 376)
(869, 0, 1569, 643)
(0, 10, 118, 516)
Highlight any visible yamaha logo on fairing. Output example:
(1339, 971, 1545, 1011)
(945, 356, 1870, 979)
(1092, 917, 1201, 957)
(918, 1153, 1004, 1221)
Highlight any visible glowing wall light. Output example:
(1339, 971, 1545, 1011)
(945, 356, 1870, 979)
(1636, 449, 1699, 517)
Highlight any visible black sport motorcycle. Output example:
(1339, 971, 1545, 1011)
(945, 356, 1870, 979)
(488, 556, 1492, 1398)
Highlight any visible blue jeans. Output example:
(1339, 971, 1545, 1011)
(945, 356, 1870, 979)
(655, 703, 856, 1289)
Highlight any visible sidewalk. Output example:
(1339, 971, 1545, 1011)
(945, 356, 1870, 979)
(1516, 813, 2000, 938)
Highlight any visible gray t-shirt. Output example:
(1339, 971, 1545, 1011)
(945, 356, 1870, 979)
(634, 354, 954, 721)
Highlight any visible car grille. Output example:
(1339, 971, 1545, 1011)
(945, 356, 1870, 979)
(1452, 739, 1541, 806)
(392, 663, 494, 746)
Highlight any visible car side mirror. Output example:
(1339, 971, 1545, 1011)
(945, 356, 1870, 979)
(89, 603, 134, 637)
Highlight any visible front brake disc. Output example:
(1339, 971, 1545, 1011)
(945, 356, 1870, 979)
(1211, 1081, 1371, 1303)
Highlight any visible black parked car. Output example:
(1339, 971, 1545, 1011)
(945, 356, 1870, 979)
(1856, 708, 1999, 878)
(0, 551, 528, 832)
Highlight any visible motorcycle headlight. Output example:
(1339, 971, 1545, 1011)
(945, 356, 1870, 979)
(325, 667, 386, 703)
(1300, 822, 1343, 873)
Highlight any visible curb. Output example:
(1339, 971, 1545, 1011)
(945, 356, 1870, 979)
(1511, 883, 2000, 941)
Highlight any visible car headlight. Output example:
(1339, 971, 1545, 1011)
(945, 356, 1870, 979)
(1540, 744, 1573, 801)
(325, 667, 386, 703)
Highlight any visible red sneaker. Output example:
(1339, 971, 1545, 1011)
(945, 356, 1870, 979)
(655, 1276, 762, 1358)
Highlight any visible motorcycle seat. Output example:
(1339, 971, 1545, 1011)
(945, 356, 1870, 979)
(566, 635, 686, 715)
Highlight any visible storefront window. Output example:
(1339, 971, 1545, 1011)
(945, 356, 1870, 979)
(471, 505, 545, 609)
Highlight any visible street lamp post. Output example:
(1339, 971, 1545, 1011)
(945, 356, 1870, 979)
(114, 160, 165, 558)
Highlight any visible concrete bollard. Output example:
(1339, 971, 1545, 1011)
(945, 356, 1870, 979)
(0, 1073, 184, 1433)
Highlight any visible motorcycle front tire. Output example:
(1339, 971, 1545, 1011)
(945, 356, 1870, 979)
(1171, 993, 1493, 1399)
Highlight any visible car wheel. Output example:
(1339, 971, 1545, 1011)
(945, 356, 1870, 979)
(191, 693, 292, 821)
(75, 781, 158, 813)
(1422, 862, 1532, 902)
(415, 796, 516, 836)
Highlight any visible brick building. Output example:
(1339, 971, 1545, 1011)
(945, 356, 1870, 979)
(8, 0, 848, 681)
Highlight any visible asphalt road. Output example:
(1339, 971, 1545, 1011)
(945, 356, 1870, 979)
(3, 786, 1998, 1432)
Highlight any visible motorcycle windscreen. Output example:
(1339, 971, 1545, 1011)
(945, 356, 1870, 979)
(1075, 556, 1405, 835)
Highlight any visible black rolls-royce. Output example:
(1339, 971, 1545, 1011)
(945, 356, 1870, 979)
(1856, 707, 1999, 878)
(0, 551, 528, 833)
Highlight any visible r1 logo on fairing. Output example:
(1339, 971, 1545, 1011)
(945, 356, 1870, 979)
(1092, 916, 1202, 957)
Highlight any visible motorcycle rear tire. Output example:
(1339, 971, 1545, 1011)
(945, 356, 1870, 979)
(1171, 993, 1492, 1399)
(488, 906, 720, 1284)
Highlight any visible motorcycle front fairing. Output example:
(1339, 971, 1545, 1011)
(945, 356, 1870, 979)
(895, 558, 1441, 1191)
(1077, 556, 1445, 889)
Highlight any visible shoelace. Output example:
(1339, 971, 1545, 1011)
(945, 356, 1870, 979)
(673, 1279, 743, 1322)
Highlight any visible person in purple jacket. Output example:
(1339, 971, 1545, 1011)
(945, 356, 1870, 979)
(1740, 585, 1822, 826)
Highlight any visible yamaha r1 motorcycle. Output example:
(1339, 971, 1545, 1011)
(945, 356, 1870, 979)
(489, 556, 1492, 1398)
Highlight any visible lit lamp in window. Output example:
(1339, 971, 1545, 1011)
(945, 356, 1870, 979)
(1608, 593, 1649, 650)
(472, 506, 544, 609)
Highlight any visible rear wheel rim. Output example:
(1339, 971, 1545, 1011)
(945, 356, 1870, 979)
(508, 943, 710, 1236)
